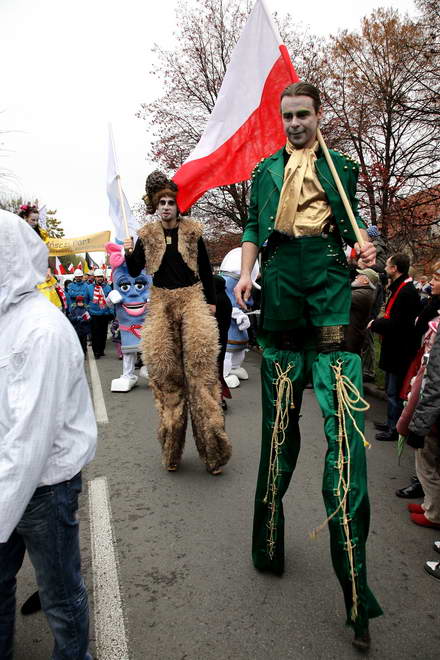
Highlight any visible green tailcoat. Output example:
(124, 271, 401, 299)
(241, 146, 365, 248)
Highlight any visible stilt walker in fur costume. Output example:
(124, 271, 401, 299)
(124, 171, 231, 475)
(234, 82, 383, 650)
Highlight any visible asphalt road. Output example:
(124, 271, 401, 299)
(14, 349, 440, 659)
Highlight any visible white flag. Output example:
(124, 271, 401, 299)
(39, 205, 47, 230)
(107, 123, 138, 242)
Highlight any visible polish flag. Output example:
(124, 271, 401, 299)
(55, 257, 66, 275)
(173, 0, 298, 212)
(68, 263, 75, 274)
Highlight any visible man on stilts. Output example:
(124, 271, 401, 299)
(234, 82, 383, 650)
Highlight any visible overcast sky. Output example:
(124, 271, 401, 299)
(2, 0, 417, 242)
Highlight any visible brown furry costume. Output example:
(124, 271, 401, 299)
(139, 217, 231, 472)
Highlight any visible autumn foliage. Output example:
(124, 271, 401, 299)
(139, 0, 439, 263)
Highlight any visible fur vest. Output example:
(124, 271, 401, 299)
(138, 217, 203, 275)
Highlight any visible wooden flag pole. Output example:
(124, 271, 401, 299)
(316, 128, 365, 248)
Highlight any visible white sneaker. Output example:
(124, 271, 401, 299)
(111, 375, 138, 392)
(230, 367, 249, 380)
(225, 374, 240, 388)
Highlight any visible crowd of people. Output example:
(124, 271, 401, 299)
(1, 81, 439, 658)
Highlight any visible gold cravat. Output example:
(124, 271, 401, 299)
(274, 140, 331, 237)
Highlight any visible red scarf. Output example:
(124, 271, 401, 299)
(384, 277, 412, 319)
(93, 285, 106, 309)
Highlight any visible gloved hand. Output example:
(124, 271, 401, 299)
(107, 289, 123, 305)
(236, 312, 251, 331)
(231, 306, 251, 331)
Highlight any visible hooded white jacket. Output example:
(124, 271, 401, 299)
(0, 211, 97, 543)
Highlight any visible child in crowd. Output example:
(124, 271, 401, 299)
(69, 295, 91, 356)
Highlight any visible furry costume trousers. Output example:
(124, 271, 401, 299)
(252, 347, 382, 633)
(141, 284, 231, 471)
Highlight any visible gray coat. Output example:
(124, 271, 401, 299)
(409, 329, 440, 436)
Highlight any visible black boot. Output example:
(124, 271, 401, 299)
(352, 627, 371, 652)
(395, 479, 424, 498)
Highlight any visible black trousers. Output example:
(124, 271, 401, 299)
(76, 334, 88, 355)
(90, 315, 110, 357)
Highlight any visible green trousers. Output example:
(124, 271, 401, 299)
(253, 347, 383, 632)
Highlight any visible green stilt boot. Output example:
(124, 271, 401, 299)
(313, 351, 383, 632)
(252, 347, 305, 574)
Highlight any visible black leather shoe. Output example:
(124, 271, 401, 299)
(21, 591, 41, 616)
(374, 421, 389, 432)
(395, 481, 424, 498)
(376, 429, 398, 441)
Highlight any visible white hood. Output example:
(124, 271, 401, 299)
(0, 210, 49, 314)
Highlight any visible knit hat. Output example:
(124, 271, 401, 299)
(76, 295, 84, 302)
(366, 225, 380, 239)
(143, 170, 178, 214)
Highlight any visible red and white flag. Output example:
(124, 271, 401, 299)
(56, 285, 67, 309)
(173, 0, 298, 212)
(54, 257, 66, 275)
(68, 263, 75, 274)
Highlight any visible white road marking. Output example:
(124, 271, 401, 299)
(89, 476, 130, 660)
(87, 346, 109, 424)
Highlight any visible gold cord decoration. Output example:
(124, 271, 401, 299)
(310, 359, 370, 623)
(264, 362, 295, 560)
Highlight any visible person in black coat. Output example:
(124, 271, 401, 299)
(370, 254, 422, 441)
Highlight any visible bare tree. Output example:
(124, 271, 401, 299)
(138, 0, 321, 231)
(320, 8, 440, 255)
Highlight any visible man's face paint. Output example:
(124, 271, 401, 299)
(158, 196, 177, 223)
(281, 95, 322, 150)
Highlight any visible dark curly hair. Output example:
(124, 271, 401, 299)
(143, 170, 179, 214)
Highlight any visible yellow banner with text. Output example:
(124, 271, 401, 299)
(47, 231, 111, 256)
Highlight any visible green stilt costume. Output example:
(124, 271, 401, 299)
(244, 145, 383, 634)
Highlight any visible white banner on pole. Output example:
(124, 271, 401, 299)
(106, 123, 138, 241)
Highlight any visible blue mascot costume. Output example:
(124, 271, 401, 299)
(106, 243, 152, 392)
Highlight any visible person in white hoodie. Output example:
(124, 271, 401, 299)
(0, 211, 97, 660)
